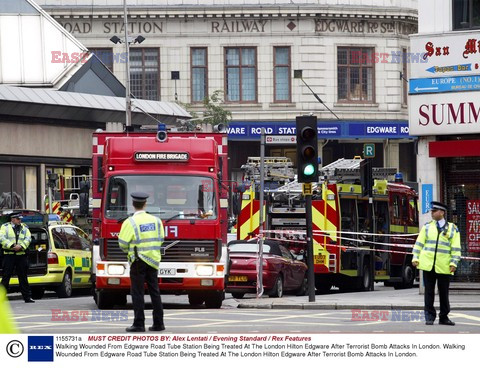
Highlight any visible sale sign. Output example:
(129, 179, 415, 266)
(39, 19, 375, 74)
(467, 200, 480, 252)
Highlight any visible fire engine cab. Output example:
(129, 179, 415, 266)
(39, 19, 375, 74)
(91, 131, 229, 309)
(237, 157, 419, 292)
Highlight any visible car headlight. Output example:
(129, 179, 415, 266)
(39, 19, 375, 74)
(196, 265, 214, 276)
(107, 264, 125, 275)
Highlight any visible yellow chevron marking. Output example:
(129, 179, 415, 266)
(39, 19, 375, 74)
(312, 205, 337, 242)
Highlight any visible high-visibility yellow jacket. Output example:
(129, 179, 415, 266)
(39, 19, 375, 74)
(0, 285, 18, 334)
(412, 220, 461, 275)
(0, 222, 31, 255)
(118, 211, 164, 270)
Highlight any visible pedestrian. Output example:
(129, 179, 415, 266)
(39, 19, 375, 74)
(412, 201, 461, 326)
(118, 192, 165, 332)
(0, 212, 34, 303)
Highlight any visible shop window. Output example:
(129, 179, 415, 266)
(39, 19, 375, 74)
(25, 167, 38, 210)
(337, 47, 375, 103)
(453, 0, 480, 30)
(225, 47, 257, 102)
(0, 165, 36, 209)
(274, 46, 291, 102)
(130, 48, 160, 100)
(191, 47, 208, 103)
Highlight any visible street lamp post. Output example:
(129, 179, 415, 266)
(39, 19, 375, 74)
(124, 0, 132, 129)
(110, 0, 145, 131)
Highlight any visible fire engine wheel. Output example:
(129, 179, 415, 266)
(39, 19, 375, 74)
(269, 275, 284, 298)
(394, 265, 415, 290)
(360, 263, 371, 291)
(232, 292, 245, 299)
(205, 292, 224, 309)
(56, 271, 73, 298)
(188, 293, 205, 306)
(31, 287, 45, 300)
(116, 294, 127, 306)
(315, 277, 333, 294)
(96, 291, 116, 310)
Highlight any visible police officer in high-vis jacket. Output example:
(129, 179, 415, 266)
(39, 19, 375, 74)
(0, 212, 34, 303)
(412, 201, 461, 326)
(119, 192, 165, 332)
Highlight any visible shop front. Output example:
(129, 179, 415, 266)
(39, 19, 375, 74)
(428, 138, 480, 282)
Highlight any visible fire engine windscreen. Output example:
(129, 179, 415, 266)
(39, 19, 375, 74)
(104, 175, 216, 220)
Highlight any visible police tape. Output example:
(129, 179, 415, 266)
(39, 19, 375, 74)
(262, 229, 418, 239)
(263, 230, 413, 248)
(261, 229, 417, 248)
(257, 231, 480, 262)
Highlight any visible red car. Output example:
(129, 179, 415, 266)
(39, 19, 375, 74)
(226, 240, 308, 298)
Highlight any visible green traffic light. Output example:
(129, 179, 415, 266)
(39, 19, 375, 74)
(303, 164, 315, 176)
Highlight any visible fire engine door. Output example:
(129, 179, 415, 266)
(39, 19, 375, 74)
(373, 201, 390, 277)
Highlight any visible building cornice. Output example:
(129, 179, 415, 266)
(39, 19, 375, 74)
(41, 6, 418, 22)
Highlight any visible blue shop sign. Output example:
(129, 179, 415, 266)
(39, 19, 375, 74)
(227, 121, 412, 140)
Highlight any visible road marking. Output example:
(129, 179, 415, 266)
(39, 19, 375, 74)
(450, 312, 480, 322)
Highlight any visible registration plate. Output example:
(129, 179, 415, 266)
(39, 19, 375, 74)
(159, 268, 176, 275)
(229, 275, 248, 282)
(314, 255, 325, 265)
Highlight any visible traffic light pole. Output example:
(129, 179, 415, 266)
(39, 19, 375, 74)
(305, 191, 315, 302)
(257, 128, 265, 298)
(367, 159, 375, 291)
(296, 116, 318, 302)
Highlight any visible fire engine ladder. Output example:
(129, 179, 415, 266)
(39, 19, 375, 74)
(319, 158, 397, 183)
(241, 157, 295, 183)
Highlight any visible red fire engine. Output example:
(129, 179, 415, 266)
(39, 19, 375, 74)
(91, 130, 229, 309)
(236, 158, 419, 292)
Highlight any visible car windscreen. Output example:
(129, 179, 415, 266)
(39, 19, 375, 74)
(104, 174, 216, 221)
(228, 243, 273, 254)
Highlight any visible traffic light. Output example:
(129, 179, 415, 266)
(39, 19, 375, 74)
(296, 116, 319, 183)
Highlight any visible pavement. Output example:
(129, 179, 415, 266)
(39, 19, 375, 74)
(6, 284, 479, 311)
(232, 284, 480, 310)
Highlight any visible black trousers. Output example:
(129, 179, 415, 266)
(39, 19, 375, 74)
(130, 259, 164, 327)
(423, 269, 451, 321)
(1, 254, 31, 300)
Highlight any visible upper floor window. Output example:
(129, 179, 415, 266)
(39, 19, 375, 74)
(274, 46, 291, 102)
(453, 0, 480, 30)
(337, 47, 375, 103)
(89, 48, 114, 72)
(225, 47, 257, 102)
(191, 48, 208, 103)
(130, 48, 160, 100)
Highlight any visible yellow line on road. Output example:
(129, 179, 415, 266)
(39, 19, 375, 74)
(450, 312, 480, 322)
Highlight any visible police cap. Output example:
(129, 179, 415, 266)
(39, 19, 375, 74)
(431, 201, 447, 212)
(10, 212, 23, 219)
(131, 192, 149, 202)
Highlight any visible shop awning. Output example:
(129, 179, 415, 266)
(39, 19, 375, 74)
(0, 85, 191, 126)
(429, 140, 480, 158)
